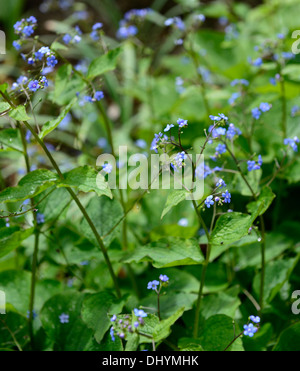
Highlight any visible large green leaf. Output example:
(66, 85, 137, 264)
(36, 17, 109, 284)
(0, 128, 23, 152)
(247, 186, 276, 217)
(0, 170, 59, 203)
(199, 315, 244, 351)
(58, 165, 112, 199)
(253, 257, 299, 304)
(39, 98, 76, 139)
(8, 105, 30, 121)
(0, 227, 33, 259)
(87, 48, 122, 79)
(81, 292, 128, 343)
(123, 237, 204, 268)
(40, 292, 95, 351)
(79, 196, 123, 247)
(161, 190, 189, 219)
(273, 322, 300, 351)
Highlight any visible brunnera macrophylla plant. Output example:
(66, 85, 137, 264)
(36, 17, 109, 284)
(0, 0, 299, 352)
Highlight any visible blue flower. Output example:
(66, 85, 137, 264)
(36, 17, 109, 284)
(110, 326, 115, 341)
(248, 155, 262, 171)
(13, 40, 21, 50)
(259, 102, 272, 112)
(135, 139, 147, 149)
(252, 107, 261, 120)
(36, 213, 45, 224)
(103, 163, 113, 174)
(111, 314, 117, 322)
(222, 190, 231, 204)
(164, 124, 174, 132)
(177, 118, 188, 128)
(209, 113, 228, 121)
(28, 80, 40, 92)
(243, 323, 258, 337)
(147, 280, 160, 290)
(226, 123, 242, 140)
(228, 92, 241, 105)
(133, 308, 147, 318)
(59, 313, 69, 324)
(216, 179, 226, 188)
(159, 274, 169, 282)
(93, 22, 103, 31)
(94, 91, 104, 101)
(63, 34, 72, 44)
(46, 55, 58, 67)
(284, 137, 299, 152)
(205, 195, 214, 208)
(22, 25, 35, 37)
(249, 315, 260, 324)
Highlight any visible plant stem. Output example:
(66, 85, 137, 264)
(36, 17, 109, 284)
(1, 90, 121, 298)
(223, 332, 243, 351)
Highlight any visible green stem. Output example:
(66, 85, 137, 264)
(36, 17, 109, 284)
(1, 90, 121, 298)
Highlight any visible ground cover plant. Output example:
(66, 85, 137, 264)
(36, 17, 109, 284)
(0, 0, 300, 352)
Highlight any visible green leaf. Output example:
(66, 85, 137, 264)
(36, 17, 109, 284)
(0, 270, 31, 314)
(125, 334, 140, 351)
(0, 169, 59, 203)
(199, 315, 244, 351)
(136, 308, 185, 344)
(0, 129, 23, 152)
(247, 186, 276, 217)
(0, 102, 10, 112)
(253, 257, 299, 304)
(152, 307, 185, 342)
(161, 190, 189, 219)
(87, 48, 122, 79)
(0, 83, 8, 93)
(81, 292, 128, 343)
(8, 105, 30, 121)
(273, 322, 300, 351)
(58, 165, 112, 199)
(39, 98, 76, 139)
(178, 338, 204, 351)
(79, 196, 123, 247)
(123, 237, 204, 268)
(210, 212, 254, 260)
(40, 292, 94, 351)
(0, 227, 33, 259)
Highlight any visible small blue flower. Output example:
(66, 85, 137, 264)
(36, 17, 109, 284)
(133, 308, 147, 318)
(243, 323, 258, 337)
(28, 80, 40, 92)
(46, 55, 58, 67)
(93, 22, 103, 31)
(159, 274, 169, 282)
(59, 313, 69, 324)
(103, 163, 113, 174)
(284, 137, 299, 152)
(63, 34, 72, 44)
(222, 190, 231, 204)
(259, 102, 272, 112)
(110, 326, 115, 341)
(36, 212, 45, 225)
(111, 314, 117, 322)
(252, 107, 261, 120)
(177, 118, 188, 128)
(135, 139, 147, 149)
(13, 40, 21, 50)
(164, 124, 174, 132)
(216, 179, 226, 188)
(94, 91, 104, 101)
(250, 315, 260, 324)
(147, 280, 160, 290)
(205, 195, 214, 209)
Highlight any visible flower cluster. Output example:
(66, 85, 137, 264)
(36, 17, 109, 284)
(243, 315, 260, 337)
(62, 25, 82, 45)
(12, 75, 49, 93)
(147, 274, 169, 292)
(13, 16, 37, 50)
(284, 137, 299, 152)
(109, 308, 148, 342)
(78, 91, 104, 106)
(24, 46, 58, 68)
(204, 179, 232, 209)
(251, 102, 272, 120)
(247, 155, 263, 171)
(90, 22, 103, 41)
(164, 17, 185, 31)
(171, 151, 186, 172)
(116, 8, 151, 39)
